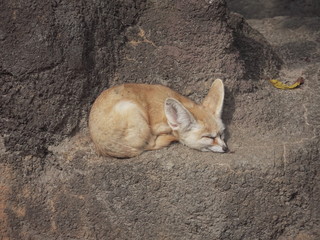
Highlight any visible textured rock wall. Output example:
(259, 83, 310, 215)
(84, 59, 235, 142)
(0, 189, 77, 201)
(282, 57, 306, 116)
(112, 1, 281, 98)
(0, 0, 146, 156)
(227, 0, 320, 19)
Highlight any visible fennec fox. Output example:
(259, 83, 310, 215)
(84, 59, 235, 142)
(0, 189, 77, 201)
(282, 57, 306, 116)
(89, 79, 227, 158)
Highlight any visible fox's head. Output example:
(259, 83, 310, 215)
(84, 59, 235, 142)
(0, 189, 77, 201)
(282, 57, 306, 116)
(164, 79, 228, 153)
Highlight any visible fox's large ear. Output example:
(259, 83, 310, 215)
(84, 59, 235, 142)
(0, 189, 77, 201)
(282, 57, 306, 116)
(165, 98, 195, 131)
(202, 78, 225, 117)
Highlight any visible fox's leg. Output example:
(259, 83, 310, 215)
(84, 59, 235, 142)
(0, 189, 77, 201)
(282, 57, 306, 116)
(146, 134, 178, 150)
(150, 123, 172, 136)
(146, 122, 177, 150)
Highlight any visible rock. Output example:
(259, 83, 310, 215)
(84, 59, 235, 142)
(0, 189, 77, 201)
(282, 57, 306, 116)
(0, 0, 319, 239)
(226, 0, 320, 19)
(0, 0, 146, 156)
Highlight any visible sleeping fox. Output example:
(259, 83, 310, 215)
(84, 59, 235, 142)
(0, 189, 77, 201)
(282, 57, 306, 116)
(89, 79, 227, 158)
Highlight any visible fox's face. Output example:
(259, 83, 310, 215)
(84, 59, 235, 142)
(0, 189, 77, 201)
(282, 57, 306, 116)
(179, 116, 227, 153)
(165, 79, 228, 153)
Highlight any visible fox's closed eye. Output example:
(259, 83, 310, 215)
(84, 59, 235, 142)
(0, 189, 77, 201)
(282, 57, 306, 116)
(202, 135, 216, 140)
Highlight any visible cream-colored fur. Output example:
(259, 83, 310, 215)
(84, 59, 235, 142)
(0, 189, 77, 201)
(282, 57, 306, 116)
(89, 79, 227, 158)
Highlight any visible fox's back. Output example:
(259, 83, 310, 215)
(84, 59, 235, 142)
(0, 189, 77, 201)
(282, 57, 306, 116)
(90, 84, 190, 124)
(99, 83, 183, 108)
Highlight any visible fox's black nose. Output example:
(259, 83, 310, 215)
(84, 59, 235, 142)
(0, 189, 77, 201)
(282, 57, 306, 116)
(222, 145, 228, 152)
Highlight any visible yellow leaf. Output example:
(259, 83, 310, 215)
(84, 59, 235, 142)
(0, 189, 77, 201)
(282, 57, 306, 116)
(269, 78, 304, 90)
